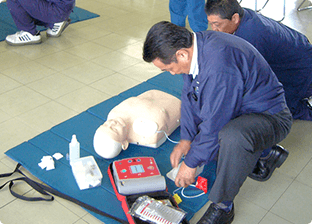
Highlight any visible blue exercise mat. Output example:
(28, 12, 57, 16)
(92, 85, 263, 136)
(0, 2, 99, 42)
(5, 72, 217, 222)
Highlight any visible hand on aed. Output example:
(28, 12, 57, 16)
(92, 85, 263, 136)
(170, 139, 191, 168)
(174, 162, 196, 188)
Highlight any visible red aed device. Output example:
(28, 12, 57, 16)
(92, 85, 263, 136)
(111, 157, 166, 195)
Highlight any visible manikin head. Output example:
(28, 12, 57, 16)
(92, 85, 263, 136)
(205, 0, 244, 34)
(93, 118, 129, 159)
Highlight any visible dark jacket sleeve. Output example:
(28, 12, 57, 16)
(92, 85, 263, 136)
(181, 64, 244, 168)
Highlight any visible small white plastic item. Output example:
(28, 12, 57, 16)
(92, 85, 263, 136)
(71, 156, 103, 190)
(69, 134, 80, 164)
(38, 155, 55, 171)
(166, 163, 205, 182)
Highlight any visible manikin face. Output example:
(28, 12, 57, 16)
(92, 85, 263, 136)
(101, 118, 127, 142)
(207, 14, 240, 34)
(152, 50, 191, 75)
(94, 118, 128, 159)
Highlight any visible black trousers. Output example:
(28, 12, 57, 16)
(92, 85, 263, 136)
(208, 108, 293, 203)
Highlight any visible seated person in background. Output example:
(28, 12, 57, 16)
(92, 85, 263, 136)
(205, 0, 312, 121)
(5, 0, 75, 46)
(93, 90, 181, 159)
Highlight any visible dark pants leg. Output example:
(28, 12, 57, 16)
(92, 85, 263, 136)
(7, 0, 73, 34)
(208, 108, 292, 203)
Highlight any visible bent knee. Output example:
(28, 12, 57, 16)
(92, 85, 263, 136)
(218, 124, 254, 152)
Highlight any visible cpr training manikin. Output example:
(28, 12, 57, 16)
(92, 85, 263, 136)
(93, 90, 181, 159)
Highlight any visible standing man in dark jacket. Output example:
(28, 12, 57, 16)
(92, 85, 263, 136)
(205, 0, 312, 121)
(143, 21, 292, 224)
(5, 0, 75, 45)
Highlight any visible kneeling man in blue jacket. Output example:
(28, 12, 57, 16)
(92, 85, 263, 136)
(205, 0, 312, 121)
(143, 21, 292, 224)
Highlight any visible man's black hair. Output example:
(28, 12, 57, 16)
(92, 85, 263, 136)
(143, 21, 193, 64)
(205, 0, 244, 20)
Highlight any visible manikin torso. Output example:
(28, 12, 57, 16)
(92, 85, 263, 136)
(93, 90, 181, 158)
(107, 90, 181, 147)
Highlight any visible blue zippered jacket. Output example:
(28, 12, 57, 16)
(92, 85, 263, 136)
(235, 8, 312, 117)
(181, 31, 288, 168)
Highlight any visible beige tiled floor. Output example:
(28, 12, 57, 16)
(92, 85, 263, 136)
(0, 0, 312, 223)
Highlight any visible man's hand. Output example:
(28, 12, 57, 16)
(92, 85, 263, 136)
(174, 161, 196, 188)
(170, 139, 191, 168)
(170, 140, 195, 187)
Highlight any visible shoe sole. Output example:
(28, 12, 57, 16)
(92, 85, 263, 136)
(47, 19, 71, 38)
(5, 39, 42, 46)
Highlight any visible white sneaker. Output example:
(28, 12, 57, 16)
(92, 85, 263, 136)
(46, 19, 71, 37)
(5, 31, 42, 46)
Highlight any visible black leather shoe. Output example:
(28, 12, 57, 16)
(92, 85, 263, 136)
(248, 145, 289, 182)
(197, 203, 234, 224)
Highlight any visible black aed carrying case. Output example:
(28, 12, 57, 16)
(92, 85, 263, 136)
(108, 163, 189, 224)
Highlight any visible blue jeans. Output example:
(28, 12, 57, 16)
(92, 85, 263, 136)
(169, 0, 208, 32)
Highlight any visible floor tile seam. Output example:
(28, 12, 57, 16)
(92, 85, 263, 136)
(258, 211, 296, 224)
(72, 217, 86, 224)
(13, 72, 60, 87)
(89, 37, 141, 52)
(62, 41, 117, 60)
(236, 175, 295, 212)
(52, 195, 87, 219)
(0, 115, 41, 136)
(0, 159, 9, 168)
(88, 70, 143, 88)
(0, 197, 18, 210)
(0, 110, 12, 125)
(66, 48, 115, 62)
(0, 60, 57, 85)
(112, 61, 144, 75)
(12, 99, 79, 130)
(89, 45, 143, 63)
(19, 98, 47, 117)
(25, 75, 89, 101)
(292, 156, 312, 188)
(53, 90, 110, 114)
(84, 73, 121, 89)
(0, 187, 34, 210)
(263, 177, 297, 217)
(34, 49, 89, 69)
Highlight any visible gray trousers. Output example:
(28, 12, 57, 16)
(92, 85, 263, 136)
(208, 108, 293, 203)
